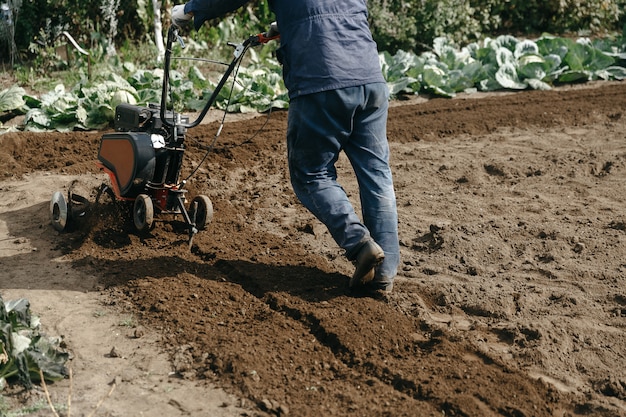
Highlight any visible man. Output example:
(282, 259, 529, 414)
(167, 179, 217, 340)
(172, 0, 400, 295)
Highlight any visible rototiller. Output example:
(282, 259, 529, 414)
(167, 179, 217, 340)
(50, 24, 279, 245)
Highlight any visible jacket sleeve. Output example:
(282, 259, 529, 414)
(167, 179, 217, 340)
(184, 0, 252, 30)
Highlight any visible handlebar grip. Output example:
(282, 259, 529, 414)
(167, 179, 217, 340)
(266, 22, 279, 38)
(255, 22, 280, 44)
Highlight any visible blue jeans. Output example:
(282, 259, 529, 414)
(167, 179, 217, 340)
(287, 83, 400, 287)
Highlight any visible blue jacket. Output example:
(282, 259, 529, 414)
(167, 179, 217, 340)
(183, 0, 385, 99)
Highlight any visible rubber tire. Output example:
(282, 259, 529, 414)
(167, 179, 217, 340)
(191, 195, 213, 230)
(50, 191, 69, 232)
(133, 194, 154, 232)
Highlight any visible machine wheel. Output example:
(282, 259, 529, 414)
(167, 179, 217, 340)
(191, 195, 213, 230)
(133, 194, 154, 232)
(50, 191, 69, 232)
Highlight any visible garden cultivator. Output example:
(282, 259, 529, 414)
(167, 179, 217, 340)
(50, 24, 279, 246)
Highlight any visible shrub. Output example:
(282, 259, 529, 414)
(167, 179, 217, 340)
(474, 0, 626, 35)
(368, 0, 626, 53)
(5, 0, 626, 62)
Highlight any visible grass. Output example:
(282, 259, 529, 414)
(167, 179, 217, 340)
(118, 315, 136, 328)
(0, 394, 60, 417)
(92, 310, 106, 318)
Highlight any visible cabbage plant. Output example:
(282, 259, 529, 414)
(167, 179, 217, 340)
(0, 295, 69, 389)
(1, 33, 625, 132)
(380, 34, 626, 98)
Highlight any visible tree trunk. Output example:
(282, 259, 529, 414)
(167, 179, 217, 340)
(152, 0, 165, 61)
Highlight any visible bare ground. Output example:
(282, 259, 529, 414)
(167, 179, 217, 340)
(1, 81, 626, 416)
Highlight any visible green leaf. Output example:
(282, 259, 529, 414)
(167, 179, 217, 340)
(474, 45, 497, 65)
(378, 50, 395, 76)
(496, 47, 515, 67)
(564, 43, 590, 71)
(10, 333, 31, 356)
(517, 55, 549, 80)
(23, 94, 41, 109)
(536, 36, 573, 59)
(76, 106, 88, 124)
(526, 78, 552, 90)
(461, 60, 485, 84)
(24, 109, 51, 129)
(514, 40, 539, 58)
(433, 37, 468, 70)
(424, 84, 455, 98)
(123, 61, 137, 73)
(543, 54, 563, 73)
(558, 70, 591, 83)
(495, 62, 528, 90)
(25, 336, 69, 382)
(136, 89, 161, 106)
(270, 98, 289, 109)
(422, 65, 447, 88)
(476, 63, 500, 91)
(605, 66, 626, 80)
(380, 50, 425, 84)
(387, 78, 413, 96)
(492, 35, 519, 52)
(51, 108, 79, 124)
(188, 66, 209, 89)
(543, 55, 567, 82)
(0, 86, 26, 113)
(1, 295, 68, 388)
(587, 48, 615, 71)
(4, 299, 31, 329)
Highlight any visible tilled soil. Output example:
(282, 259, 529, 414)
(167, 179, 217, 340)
(1, 81, 626, 416)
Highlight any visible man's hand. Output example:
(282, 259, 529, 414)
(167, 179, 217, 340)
(172, 4, 193, 27)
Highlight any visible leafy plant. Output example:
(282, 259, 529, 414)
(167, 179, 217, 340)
(21, 71, 139, 132)
(211, 49, 288, 113)
(0, 295, 69, 390)
(368, 0, 626, 54)
(380, 34, 626, 99)
(0, 85, 26, 113)
(2, 33, 625, 132)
